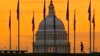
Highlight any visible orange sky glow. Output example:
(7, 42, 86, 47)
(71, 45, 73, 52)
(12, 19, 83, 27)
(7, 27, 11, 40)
(0, 0, 100, 53)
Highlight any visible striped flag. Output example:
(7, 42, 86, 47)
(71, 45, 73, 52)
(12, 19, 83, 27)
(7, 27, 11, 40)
(9, 10, 11, 30)
(43, 0, 46, 33)
(88, 0, 91, 21)
(66, 0, 69, 21)
(32, 11, 35, 31)
(43, 0, 46, 20)
(92, 10, 95, 29)
(53, 15, 56, 30)
(74, 10, 76, 31)
(17, 0, 19, 21)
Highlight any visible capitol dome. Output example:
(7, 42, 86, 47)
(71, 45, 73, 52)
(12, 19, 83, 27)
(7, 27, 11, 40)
(33, 0, 70, 53)
(39, 15, 65, 30)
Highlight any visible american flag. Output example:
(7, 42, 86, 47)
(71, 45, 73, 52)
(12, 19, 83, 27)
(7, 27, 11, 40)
(88, 0, 91, 21)
(17, 0, 19, 21)
(74, 10, 76, 31)
(43, 0, 46, 20)
(66, 0, 69, 21)
(92, 10, 95, 29)
(53, 15, 56, 30)
(32, 11, 35, 31)
(9, 10, 11, 30)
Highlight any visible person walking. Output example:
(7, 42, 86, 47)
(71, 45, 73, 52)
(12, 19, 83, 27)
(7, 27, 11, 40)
(80, 42, 84, 53)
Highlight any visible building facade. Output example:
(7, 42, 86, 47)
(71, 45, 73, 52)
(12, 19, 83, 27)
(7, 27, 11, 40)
(33, 0, 70, 53)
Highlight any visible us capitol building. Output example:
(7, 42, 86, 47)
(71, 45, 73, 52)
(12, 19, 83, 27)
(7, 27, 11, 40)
(33, 0, 70, 53)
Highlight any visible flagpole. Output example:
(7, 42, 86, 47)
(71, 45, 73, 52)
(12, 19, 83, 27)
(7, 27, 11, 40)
(68, 15, 70, 53)
(66, 0, 70, 53)
(18, 15, 20, 51)
(17, 0, 20, 51)
(93, 22, 95, 52)
(9, 10, 11, 50)
(10, 23, 11, 50)
(74, 27, 76, 53)
(33, 30, 34, 53)
(32, 11, 35, 53)
(44, 18, 46, 53)
(89, 10, 91, 53)
(93, 10, 95, 52)
(68, 16, 69, 44)
(73, 10, 76, 53)
(53, 15, 56, 53)
(43, 0, 46, 53)
(88, 0, 91, 53)
(68, 0, 70, 46)
(89, 13, 91, 53)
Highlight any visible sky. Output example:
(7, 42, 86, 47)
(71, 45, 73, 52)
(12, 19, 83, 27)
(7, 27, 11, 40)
(0, 0, 100, 53)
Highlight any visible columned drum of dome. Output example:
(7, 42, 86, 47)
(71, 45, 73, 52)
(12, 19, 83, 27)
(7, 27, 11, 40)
(33, 0, 70, 53)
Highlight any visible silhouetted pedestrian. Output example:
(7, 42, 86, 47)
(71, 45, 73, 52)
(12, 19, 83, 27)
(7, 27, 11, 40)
(80, 42, 84, 53)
